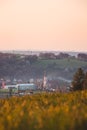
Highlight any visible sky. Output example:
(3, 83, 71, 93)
(0, 0, 87, 51)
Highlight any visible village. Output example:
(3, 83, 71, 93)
(0, 72, 70, 98)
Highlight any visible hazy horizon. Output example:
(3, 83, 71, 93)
(0, 0, 87, 52)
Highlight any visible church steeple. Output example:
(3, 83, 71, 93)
(43, 71, 47, 89)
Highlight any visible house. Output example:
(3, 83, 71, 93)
(16, 83, 37, 94)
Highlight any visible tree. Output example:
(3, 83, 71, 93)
(71, 68, 85, 91)
(83, 72, 87, 90)
(77, 53, 87, 61)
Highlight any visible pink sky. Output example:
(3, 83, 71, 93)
(0, 0, 87, 51)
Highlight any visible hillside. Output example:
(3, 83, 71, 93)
(0, 52, 87, 82)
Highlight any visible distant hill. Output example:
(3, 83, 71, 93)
(0, 51, 87, 83)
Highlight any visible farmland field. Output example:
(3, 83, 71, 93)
(35, 58, 87, 68)
(0, 91, 87, 130)
(32, 58, 87, 79)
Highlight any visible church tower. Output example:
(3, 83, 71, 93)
(43, 71, 47, 89)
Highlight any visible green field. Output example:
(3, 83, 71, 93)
(35, 58, 87, 68)
(32, 58, 87, 79)
(0, 91, 87, 130)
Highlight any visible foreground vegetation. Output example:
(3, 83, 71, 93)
(0, 91, 87, 130)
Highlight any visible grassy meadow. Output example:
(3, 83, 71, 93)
(0, 91, 87, 130)
(35, 58, 87, 69)
(32, 58, 87, 79)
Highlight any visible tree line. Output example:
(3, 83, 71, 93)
(0, 52, 87, 60)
